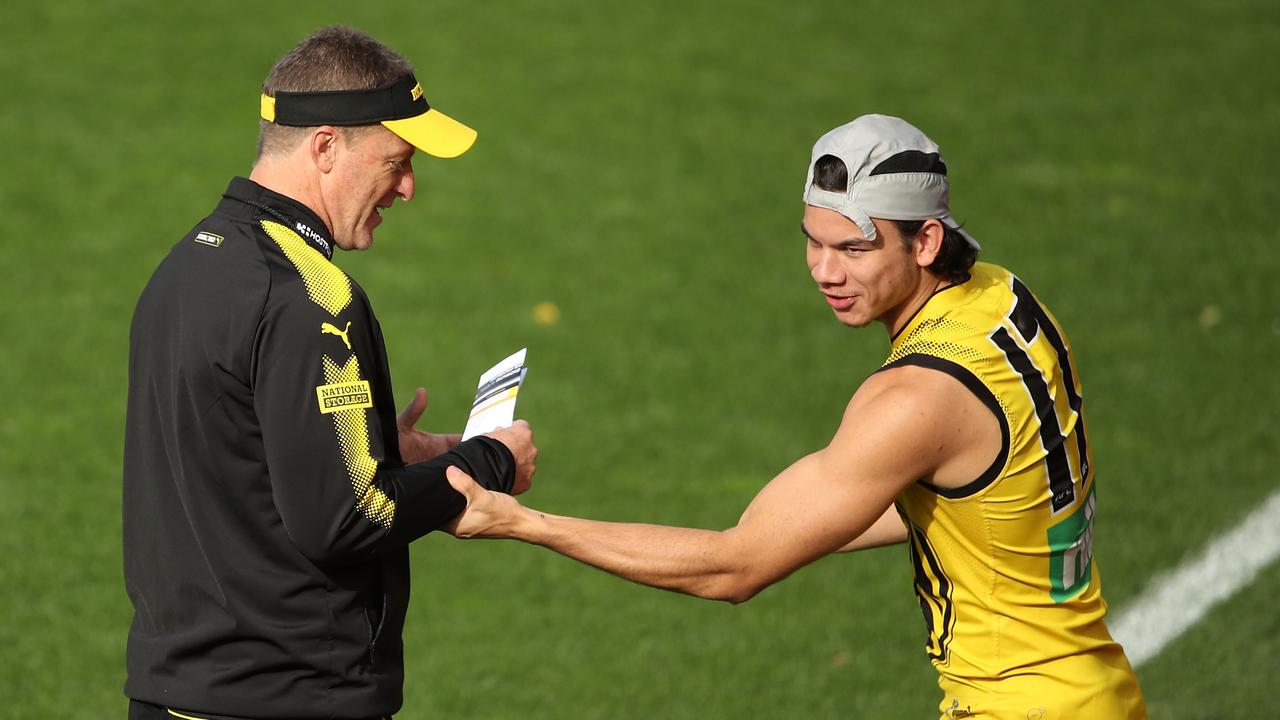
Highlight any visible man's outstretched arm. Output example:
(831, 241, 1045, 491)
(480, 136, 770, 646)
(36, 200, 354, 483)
(446, 367, 954, 603)
(836, 505, 908, 552)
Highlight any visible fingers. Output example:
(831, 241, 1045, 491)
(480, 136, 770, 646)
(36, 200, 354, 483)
(487, 419, 533, 443)
(480, 421, 537, 495)
(443, 466, 478, 538)
(446, 465, 479, 498)
(397, 387, 428, 429)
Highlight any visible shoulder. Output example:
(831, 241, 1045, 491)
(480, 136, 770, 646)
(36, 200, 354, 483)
(150, 211, 270, 297)
(817, 368, 966, 484)
(252, 222, 365, 314)
(848, 362, 973, 419)
(823, 364, 992, 483)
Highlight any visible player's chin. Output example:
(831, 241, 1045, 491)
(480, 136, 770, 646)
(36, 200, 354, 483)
(351, 214, 382, 250)
(832, 309, 873, 328)
(350, 226, 377, 251)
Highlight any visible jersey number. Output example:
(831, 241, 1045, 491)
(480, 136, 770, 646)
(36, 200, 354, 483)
(989, 277, 1090, 514)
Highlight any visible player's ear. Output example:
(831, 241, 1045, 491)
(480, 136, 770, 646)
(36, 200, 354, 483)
(915, 219, 945, 268)
(310, 126, 340, 174)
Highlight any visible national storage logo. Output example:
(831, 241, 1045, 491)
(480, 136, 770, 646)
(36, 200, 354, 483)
(315, 380, 373, 414)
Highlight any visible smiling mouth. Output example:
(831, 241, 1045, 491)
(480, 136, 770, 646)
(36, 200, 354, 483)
(824, 294, 855, 310)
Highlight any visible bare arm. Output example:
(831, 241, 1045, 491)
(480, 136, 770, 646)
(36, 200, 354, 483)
(835, 505, 907, 552)
(456, 448, 898, 603)
(446, 367, 962, 602)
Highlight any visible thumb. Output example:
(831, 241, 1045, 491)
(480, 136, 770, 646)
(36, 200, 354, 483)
(397, 387, 428, 429)
(445, 465, 479, 498)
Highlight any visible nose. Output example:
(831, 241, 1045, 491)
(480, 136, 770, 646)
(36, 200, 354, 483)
(809, 247, 841, 286)
(396, 163, 415, 202)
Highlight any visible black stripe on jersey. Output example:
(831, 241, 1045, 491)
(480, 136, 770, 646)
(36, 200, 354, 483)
(906, 520, 955, 664)
(1008, 282, 1039, 344)
(990, 326, 1076, 512)
(1010, 277, 1090, 482)
(878, 354, 1010, 498)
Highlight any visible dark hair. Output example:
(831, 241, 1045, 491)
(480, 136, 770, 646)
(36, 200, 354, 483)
(257, 26, 414, 158)
(811, 154, 977, 283)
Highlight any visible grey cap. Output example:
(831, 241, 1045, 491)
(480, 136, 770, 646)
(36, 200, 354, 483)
(802, 114, 978, 249)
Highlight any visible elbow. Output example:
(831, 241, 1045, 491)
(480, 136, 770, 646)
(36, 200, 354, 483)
(284, 521, 363, 567)
(721, 588, 759, 606)
(290, 530, 343, 565)
(695, 535, 775, 604)
(704, 573, 769, 605)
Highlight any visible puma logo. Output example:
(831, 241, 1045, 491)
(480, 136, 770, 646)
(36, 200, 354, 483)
(321, 321, 352, 350)
(944, 700, 979, 718)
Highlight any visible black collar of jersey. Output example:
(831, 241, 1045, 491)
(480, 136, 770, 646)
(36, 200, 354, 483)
(222, 177, 336, 260)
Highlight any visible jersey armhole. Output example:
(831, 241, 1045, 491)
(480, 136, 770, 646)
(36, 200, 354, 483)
(877, 353, 1010, 499)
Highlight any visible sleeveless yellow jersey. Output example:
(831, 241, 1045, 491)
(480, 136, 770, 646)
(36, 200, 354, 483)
(882, 263, 1146, 719)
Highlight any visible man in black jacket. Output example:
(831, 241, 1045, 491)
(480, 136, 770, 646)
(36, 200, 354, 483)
(123, 26, 537, 720)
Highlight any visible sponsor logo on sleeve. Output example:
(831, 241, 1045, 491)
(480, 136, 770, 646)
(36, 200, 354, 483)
(194, 231, 224, 247)
(315, 380, 373, 414)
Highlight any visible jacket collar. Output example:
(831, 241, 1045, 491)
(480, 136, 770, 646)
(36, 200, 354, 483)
(222, 177, 336, 260)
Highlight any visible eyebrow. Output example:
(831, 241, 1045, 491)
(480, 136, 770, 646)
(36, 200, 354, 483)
(800, 222, 873, 249)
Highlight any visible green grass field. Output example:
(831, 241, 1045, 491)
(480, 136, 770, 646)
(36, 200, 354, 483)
(1, 1, 1277, 717)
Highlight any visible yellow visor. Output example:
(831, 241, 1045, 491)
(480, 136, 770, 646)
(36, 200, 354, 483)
(261, 75, 477, 159)
(383, 108, 477, 159)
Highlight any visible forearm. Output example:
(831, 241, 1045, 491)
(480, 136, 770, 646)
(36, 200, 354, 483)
(445, 445, 910, 602)
(509, 509, 760, 603)
(276, 437, 514, 564)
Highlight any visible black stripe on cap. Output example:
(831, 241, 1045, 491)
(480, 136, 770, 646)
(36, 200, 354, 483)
(270, 75, 429, 127)
(869, 150, 947, 176)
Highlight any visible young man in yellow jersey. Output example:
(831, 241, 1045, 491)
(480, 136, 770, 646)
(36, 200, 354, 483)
(442, 115, 1147, 719)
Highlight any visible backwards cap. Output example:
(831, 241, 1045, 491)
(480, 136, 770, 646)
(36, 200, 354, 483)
(260, 74, 477, 158)
(802, 114, 977, 249)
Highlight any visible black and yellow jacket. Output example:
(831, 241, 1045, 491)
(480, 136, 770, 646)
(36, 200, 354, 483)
(123, 177, 514, 719)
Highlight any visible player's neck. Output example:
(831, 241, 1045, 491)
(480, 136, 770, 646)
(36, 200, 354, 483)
(882, 272, 951, 338)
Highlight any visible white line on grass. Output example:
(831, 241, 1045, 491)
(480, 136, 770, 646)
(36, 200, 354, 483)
(1110, 488, 1280, 668)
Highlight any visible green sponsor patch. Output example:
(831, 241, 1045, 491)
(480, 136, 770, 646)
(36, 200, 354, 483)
(1047, 483, 1096, 603)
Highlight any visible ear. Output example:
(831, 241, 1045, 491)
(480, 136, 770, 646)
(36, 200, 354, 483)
(309, 126, 340, 174)
(914, 219, 946, 268)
